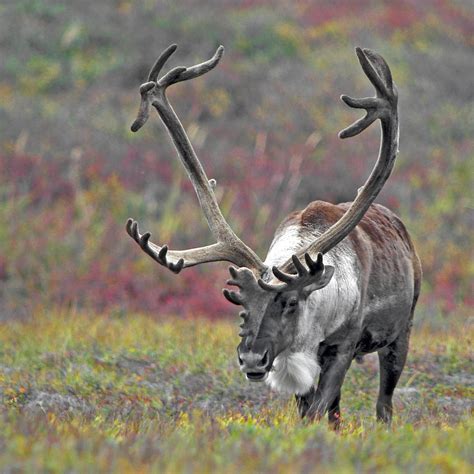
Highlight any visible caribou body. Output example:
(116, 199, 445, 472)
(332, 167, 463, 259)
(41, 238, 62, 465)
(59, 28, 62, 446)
(255, 201, 421, 424)
(127, 44, 421, 425)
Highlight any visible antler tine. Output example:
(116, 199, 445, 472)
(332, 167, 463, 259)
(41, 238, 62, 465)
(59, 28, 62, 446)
(355, 47, 390, 98)
(128, 45, 267, 275)
(131, 44, 179, 133)
(156, 45, 224, 88)
(223, 266, 271, 311)
(131, 86, 153, 132)
(276, 47, 399, 269)
(339, 96, 380, 109)
(258, 279, 287, 292)
(339, 108, 378, 139)
(158, 66, 187, 87)
(173, 45, 224, 84)
(339, 48, 396, 139)
(126, 218, 245, 274)
(126, 218, 184, 273)
(222, 288, 244, 306)
(272, 266, 295, 284)
(257, 252, 330, 294)
(292, 255, 308, 276)
(304, 252, 324, 273)
(256, 267, 291, 292)
(148, 43, 178, 82)
(339, 95, 380, 138)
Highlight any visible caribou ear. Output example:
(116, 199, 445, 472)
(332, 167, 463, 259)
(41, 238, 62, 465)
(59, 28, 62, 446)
(302, 266, 335, 297)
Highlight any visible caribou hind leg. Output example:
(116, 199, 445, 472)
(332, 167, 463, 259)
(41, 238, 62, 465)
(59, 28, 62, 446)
(376, 324, 412, 424)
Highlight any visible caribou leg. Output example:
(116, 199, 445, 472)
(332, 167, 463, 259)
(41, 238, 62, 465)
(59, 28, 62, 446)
(295, 387, 317, 418)
(304, 343, 354, 424)
(376, 324, 412, 424)
(327, 390, 342, 429)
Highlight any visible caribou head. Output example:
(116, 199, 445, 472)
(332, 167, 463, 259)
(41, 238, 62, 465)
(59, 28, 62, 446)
(127, 44, 420, 424)
(224, 253, 334, 388)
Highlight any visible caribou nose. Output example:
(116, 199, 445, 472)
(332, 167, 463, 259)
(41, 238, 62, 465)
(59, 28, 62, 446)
(238, 350, 270, 380)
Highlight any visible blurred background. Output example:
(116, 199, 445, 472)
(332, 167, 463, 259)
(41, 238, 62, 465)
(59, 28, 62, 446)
(0, 0, 472, 324)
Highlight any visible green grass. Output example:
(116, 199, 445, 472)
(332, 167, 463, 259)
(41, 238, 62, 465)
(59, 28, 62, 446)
(0, 310, 472, 473)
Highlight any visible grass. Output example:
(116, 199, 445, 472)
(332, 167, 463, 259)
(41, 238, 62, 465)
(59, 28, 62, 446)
(0, 309, 472, 473)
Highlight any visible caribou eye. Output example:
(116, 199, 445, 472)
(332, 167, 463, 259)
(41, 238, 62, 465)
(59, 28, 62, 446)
(287, 297, 298, 307)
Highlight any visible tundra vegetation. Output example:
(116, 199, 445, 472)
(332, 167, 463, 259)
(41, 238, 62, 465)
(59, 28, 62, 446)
(0, 0, 472, 472)
(0, 313, 472, 471)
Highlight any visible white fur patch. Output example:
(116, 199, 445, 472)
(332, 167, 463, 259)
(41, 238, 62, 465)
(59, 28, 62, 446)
(266, 352, 320, 395)
(264, 226, 308, 267)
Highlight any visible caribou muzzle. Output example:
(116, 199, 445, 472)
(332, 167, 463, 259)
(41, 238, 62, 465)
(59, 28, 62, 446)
(237, 342, 274, 382)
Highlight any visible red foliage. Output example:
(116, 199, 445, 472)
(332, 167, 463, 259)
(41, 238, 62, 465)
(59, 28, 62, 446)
(0, 151, 242, 318)
(298, 0, 473, 42)
(2, 138, 471, 319)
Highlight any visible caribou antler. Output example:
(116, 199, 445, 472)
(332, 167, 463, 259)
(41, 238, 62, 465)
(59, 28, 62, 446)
(127, 45, 267, 274)
(278, 47, 399, 272)
(258, 253, 334, 296)
(223, 266, 272, 338)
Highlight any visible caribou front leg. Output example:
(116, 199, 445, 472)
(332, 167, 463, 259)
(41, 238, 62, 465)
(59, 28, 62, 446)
(327, 390, 342, 429)
(295, 387, 317, 419)
(305, 344, 354, 424)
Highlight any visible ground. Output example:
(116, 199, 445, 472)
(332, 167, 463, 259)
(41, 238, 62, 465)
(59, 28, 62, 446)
(0, 310, 472, 473)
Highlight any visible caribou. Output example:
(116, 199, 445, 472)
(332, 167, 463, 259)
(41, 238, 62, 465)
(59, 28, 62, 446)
(127, 44, 422, 426)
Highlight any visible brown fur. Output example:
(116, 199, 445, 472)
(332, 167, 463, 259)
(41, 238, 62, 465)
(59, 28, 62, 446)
(297, 200, 420, 277)
(296, 199, 422, 330)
